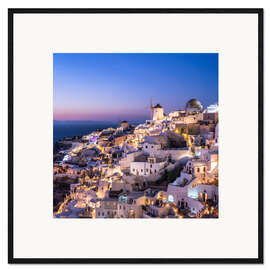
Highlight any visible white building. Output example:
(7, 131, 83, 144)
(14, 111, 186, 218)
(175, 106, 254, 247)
(185, 159, 208, 177)
(204, 103, 218, 113)
(119, 151, 141, 170)
(120, 120, 129, 130)
(117, 192, 146, 218)
(143, 142, 162, 153)
(167, 182, 189, 206)
(96, 198, 118, 218)
(167, 180, 216, 216)
(130, 155, 167, 176)
(70, 187, 97, 208)
(167, 155, 218, 205)
(152, 104, 164, 121)
(185, 197, 205, 216)
(183, 113, 203, 124)
(188, 184, 218, 202)
(143, 203, 170, 218)
(111, 179, 133, 192)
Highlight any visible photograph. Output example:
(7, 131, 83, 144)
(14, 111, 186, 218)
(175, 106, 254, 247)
(8, 8, 263, 263)
(53, 53, 219, 219)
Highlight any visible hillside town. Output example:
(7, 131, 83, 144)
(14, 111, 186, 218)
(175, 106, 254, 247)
(53, 99, 219, 218)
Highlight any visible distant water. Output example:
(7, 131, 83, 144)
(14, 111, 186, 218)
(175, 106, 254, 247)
(53, 120, 143, 145)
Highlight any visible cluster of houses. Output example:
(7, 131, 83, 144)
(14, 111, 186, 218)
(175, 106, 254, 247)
(54, 99, 219, 218)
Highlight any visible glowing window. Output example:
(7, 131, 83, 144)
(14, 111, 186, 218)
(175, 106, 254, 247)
(188, 189, 198, 199)
(195, 150, 201, 157)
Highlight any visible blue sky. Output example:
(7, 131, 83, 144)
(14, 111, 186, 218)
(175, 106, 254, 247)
(53, 53, 218, 121)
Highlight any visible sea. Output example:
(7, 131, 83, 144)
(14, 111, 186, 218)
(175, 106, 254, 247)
(53, 120, 143, 145)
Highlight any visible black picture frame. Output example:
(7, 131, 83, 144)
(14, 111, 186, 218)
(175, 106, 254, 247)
(8, 8, 264, 264)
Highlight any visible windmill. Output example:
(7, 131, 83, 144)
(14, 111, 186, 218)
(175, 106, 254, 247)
(143, 97, 154, 120)
(150, 97, 154, 120)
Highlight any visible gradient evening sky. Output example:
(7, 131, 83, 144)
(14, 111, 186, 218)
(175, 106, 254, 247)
(54, 53, 218, 121)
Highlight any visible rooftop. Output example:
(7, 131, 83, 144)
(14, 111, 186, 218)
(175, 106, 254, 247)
(154, 104, 163, 109)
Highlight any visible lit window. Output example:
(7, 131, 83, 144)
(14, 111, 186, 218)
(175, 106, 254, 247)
(168, 195, 174, 202)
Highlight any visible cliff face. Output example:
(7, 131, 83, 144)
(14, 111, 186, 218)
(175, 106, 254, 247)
(53, 141, 73, 162)
(54, 141, 72, 154)
(53, 175, 79, 210)
(165, 131, 187, 148)
(144, 131, 186, 149)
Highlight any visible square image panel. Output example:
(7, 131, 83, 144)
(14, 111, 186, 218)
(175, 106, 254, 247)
(53, 53, 219, 219)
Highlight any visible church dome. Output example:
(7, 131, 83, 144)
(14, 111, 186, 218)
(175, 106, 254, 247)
(185, 99, 203, 112)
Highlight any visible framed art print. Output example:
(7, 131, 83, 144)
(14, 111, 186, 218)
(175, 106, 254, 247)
(8, 9, 263, 263)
